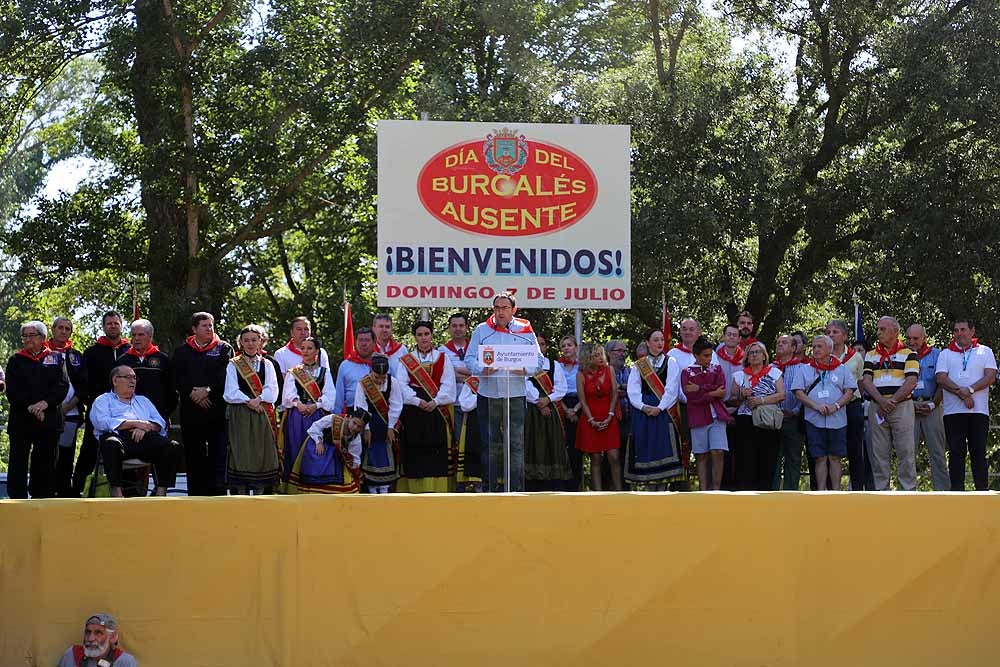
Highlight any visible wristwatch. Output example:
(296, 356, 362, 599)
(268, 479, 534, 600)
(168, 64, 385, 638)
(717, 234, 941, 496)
(967, 386, 975, 395)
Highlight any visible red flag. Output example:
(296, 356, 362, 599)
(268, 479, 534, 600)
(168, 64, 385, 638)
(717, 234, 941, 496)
(343, 300, 355, 360)
(661, 287, 672, 345)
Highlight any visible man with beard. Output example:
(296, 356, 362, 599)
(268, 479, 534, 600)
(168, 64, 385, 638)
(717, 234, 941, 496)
(57, 613, 137, 667)
(72, 311, 132, 496)
(736, 311, 758, 348)
(47, 316, 88, 497)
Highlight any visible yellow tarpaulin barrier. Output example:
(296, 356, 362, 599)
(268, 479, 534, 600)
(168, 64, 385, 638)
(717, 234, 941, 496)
(1, 493, 998, 666)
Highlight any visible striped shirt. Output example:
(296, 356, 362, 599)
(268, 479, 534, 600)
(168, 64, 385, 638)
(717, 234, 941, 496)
(862, 344, 919, 396)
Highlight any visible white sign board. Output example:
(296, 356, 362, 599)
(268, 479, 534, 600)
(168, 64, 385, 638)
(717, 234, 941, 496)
(377, 120, 631, 309)
(478, 344, 540, 370)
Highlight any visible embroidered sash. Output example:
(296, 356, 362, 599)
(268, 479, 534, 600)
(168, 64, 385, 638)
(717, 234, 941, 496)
(465, 376, 480, 393)
(636, 356, 683, 448)
(327, 413, 361, 475)
(360, 373, 390, 425)
(531, 367, 567, 429)
(400, 352, 454, 427)
(636, 356, 666, 401)
(232, 355, 278, 440)
(291, 365, 323, 403)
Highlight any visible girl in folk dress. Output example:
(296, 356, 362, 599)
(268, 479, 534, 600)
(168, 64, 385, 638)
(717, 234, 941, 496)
(224, 325, 280, 494)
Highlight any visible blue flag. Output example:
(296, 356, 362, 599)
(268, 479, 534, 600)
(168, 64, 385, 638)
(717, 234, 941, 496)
(853, 301, 863, 343)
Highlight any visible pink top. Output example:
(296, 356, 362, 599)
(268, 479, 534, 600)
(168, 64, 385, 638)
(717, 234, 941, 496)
(681, 364, 734, 428)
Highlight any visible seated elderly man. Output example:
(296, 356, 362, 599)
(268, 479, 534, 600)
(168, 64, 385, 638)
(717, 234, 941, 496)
(58, 612, 138, 667)
(90, 366, 183, 497)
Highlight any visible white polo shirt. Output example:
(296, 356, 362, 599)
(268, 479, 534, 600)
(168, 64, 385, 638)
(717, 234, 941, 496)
(936, 344, 997, 416)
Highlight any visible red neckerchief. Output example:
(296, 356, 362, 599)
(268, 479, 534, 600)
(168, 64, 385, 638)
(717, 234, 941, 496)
(16, 346, 50, 362)
(96, 336, 130, 349)
(558, 356, 577, 366)
(810, 356, 841, 372)
(717, 345, 744, 365)
(836, 346, 856, 363)
(673, 343, 692, 354)
(746, 364, 774, 387)
(484, 314, 534, 334)
(186, 334, 221, 352)
(774, 356, 801, 371)
(875, 339, 906, 365)
(445, 339, 468, 355)
(948, 338, 979, 353)
(345, 352, 372, 366)
(738, 336, 758, 349)
(46, 339, 73, 352)
(376, 338, 403, 356)
(127, 343, 161, 359)
(915, 343, 934, 359)
(285, 339, 304, 356)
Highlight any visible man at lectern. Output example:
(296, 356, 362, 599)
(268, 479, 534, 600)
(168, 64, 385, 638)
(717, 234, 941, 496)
(466, 292, 542, 492)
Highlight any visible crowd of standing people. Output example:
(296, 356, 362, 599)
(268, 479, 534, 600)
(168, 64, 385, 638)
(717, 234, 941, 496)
(2, 294, 996, 498)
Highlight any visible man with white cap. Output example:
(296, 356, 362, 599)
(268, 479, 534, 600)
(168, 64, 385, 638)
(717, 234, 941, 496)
(57, 612, 138, 666)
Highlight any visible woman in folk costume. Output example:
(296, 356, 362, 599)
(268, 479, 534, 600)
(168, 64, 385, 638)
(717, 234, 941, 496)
(524, 333, 572, 491)
(455, 376, 482, 491)
(280, 336, 338, 493)
(626, 328, 683, 490)
(355, 354, 403, 493)
(393, 320, 456, 493)
(224, 325, 280, 494)
(303, 407, 370, 494)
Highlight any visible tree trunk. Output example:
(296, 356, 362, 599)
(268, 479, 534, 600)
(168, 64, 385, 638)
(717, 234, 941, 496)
(131, 0, 204, 346)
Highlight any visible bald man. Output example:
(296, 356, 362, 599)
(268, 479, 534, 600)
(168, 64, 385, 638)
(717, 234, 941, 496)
(905, 324, 948, 491)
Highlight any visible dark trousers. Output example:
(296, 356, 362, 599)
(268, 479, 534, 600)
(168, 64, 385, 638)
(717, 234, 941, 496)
(99, 431, 182, 489)
(7, 424, 59, 499)
(71, 419, 100, 496)
(55, 417, 83, 497)
(721, 423, 739, 490)
(845, 401, 871, 490)
(181, 417, 229, 495)
(734, 415, 780, 491)
(562, 395, 582, 491)
(944, 413, 990, 491)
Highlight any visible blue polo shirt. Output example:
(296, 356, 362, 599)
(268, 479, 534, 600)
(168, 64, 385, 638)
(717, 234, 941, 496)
(913, 347, 940, 401)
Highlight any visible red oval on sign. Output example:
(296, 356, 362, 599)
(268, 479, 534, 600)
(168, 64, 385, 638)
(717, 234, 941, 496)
(417, 131, 598, 237)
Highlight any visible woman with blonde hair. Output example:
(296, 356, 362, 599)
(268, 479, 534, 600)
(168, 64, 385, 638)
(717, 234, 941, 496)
(575, 342, 622, 490)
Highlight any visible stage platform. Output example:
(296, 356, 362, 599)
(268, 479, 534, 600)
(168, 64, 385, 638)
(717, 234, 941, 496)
(1, 492, 998, 666)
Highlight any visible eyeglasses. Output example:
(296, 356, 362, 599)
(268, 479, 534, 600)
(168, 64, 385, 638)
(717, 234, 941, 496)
(20, 332, 42, 338)
(114, 374, 137, 380)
